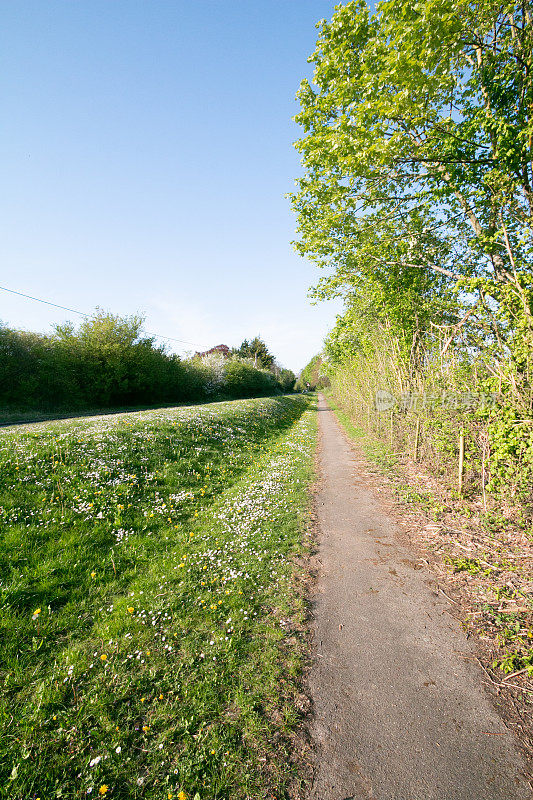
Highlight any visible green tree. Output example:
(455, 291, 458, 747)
(277, 367, 296, 391)
(0, 314, 286, 415)
(236, 337, 275, 369)
(55, 310, 164, 405)
(292, 0, 533, 506)
(297, 355, 328, 390)
(292, 0, 533, 393)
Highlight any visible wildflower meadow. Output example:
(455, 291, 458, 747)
(0, 395, 316, 799)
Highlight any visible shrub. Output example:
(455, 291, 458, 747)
(0, 314, 291, 415)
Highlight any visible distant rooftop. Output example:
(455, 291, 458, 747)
(195, 344, 230, 358)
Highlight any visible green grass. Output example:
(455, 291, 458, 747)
(445, 556, 492, 576)
(0, 395, 317, 800)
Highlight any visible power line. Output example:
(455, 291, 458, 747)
(0, 285, 208, 349)
(0, 285, 90, 319)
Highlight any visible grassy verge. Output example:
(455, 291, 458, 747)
(0, 395, 317, 800)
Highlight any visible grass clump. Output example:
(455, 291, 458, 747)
(444, 556, 492, 577)
(0, 395, 316, 799)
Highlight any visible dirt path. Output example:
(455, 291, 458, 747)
(308, 394, 531, 800)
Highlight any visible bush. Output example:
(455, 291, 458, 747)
(223, 359, 277, 398)
(0, 314, 291, 415)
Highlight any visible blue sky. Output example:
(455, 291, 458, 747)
(1, 0, 343, 372)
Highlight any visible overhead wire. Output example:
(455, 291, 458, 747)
(0, 285, 208, 349)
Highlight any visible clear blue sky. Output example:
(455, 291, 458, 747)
(1, 0, 342, 372)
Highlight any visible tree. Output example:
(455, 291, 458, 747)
(291, 0, 533, 392)
(236, 337, 275, 369)
(296, 354, 328, 390)
(54, 310, 174, 405)
(278, 367, 296, 391)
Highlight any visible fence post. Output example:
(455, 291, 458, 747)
(414, 416, 420, 461)
(481, 434, 488, 511)
(458, 427, 465, 496)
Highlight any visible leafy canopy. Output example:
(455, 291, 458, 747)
(292, 0, 533, 343)
(234, 337, 275, 369)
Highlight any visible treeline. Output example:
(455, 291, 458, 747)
(0, 312, 295, 415)
(295, 354, 329, 391)
(293, 0, 533, 513)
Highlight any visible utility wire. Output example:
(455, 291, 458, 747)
(0, 285, 208, 349)
(0, 285, 90, 319)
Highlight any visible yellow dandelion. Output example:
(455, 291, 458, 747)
(99, 786, 109, 797)
(32, 608, 41, 618)
(100, 654, 107, 661)
(91, 571, 96, 578)
(127, 607, 134, 614)
(178, 792, 187, 800)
